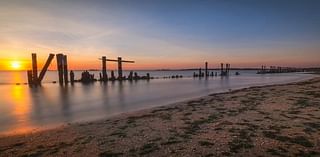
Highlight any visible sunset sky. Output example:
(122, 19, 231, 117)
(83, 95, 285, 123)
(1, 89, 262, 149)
(0, 0, 319, 70)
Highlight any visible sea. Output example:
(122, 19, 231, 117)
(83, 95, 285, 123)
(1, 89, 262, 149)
(0, 70, 314, 135)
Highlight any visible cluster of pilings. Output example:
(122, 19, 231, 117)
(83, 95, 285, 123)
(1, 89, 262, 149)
(56, 53, 69, 85)
(193, 62, 231, 78)
(97, 56, 152, 82)
(76, 70, 152, 84)
(163, 75, 183, 79)
(27, 53, 153, 86)
(257, 65, 302, 74)
(220, 63, 231, 76)
(99, 56, 135, 81)
(27, 53, 72, 86)
(27, 53, 55, 86)
(99, 70, 152, 82)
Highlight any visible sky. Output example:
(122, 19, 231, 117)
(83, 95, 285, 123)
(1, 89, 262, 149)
(0, 0, 319, 70)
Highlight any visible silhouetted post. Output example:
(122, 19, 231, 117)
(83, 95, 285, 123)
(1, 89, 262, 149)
(205, 62, 208, 77)
(134, 72, 138, 80)
(199, 68, 202, 77)
(32, 53, 38, 84)
(110, 70, 115, 81)
(63, 55, 68, 84)
(221, 63, 224, 76)
(128, 71, 133, 80)
(225, 63, 228, 75)
(38, 54, 55, 83)
(27, 70, 33, 85)
(146, 73, 150, 79)
(70, 70, 75, 85)
(118, 57, 123, 80)
(102, 56, 107, 81)
(56, 54, 64, 85)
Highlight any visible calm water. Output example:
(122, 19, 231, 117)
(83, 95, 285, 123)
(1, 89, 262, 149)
(0, 70, 314, 135)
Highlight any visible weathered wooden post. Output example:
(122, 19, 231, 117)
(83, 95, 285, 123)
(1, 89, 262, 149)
(63, 55, 68, 84)
(146, 73, 150, 80)
(32, 53, 38, 84)
(102, 56, 107, 81)
(221, 63, 224, 76)
(110, 70, 115, 81)
(118, 57, 123, 80)
(38, 54, 54, 83)
(205, 62, 208, 77)
(70, 70, 75, 85)
(227, 63, 230, 75)
(134, 72, 138, 80)
(199, 68, 202, 77)
(225, 63, 228, 75)
(27, 70, 33, 85)
(56, 54, 64, 85)
(128, 71, 133, 80)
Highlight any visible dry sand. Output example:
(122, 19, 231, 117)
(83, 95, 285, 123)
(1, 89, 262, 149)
(0, 77, 320, 157)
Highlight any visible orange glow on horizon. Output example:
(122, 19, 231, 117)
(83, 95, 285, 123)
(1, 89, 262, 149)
(0, 50, 319, 71)
(0, 59, 29, 71)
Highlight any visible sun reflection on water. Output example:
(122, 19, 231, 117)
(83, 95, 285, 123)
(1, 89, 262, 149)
(6, 85, 34, 135)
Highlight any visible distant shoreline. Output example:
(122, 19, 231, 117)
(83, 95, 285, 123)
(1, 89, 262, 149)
(0, 67, 320, 72)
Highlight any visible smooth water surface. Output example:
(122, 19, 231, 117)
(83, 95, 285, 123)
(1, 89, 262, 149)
(0, 70, 314, 135)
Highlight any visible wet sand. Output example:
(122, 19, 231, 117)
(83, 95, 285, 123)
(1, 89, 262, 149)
(0, 77, 320, 157)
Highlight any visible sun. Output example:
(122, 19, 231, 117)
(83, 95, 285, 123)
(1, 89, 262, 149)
(10, 61, 22, 70)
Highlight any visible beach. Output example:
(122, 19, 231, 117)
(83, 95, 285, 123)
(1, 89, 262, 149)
(0, 77, 319, 157)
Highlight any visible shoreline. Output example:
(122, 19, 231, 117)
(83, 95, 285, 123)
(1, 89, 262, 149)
(1, 77, 320, 156)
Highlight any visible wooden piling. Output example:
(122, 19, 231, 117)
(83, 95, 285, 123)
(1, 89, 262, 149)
(227, 63, 230, 75)
(27, 70, 33, 85)
(221, 63, 224, 76)
(199, 68, 202, 77)
(134, 72, 138, 80)
(102, 56, 107, 81)
(38, 54, 55, 83)
(118, 57, 123, 80)
(111, 70, 115, 81)
(205, 62, 208, 77)
(32, 53, 38, 84)
(225, 64, 227, 75)
(146, 73, 150, 79)
(70, 70, 75, 85)
(63, 55, 68, 84)
(56, 54, 64, 85)
(128, 71, 133, 80)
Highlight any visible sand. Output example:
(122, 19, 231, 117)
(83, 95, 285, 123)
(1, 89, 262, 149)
(0, 77, 320, 157)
